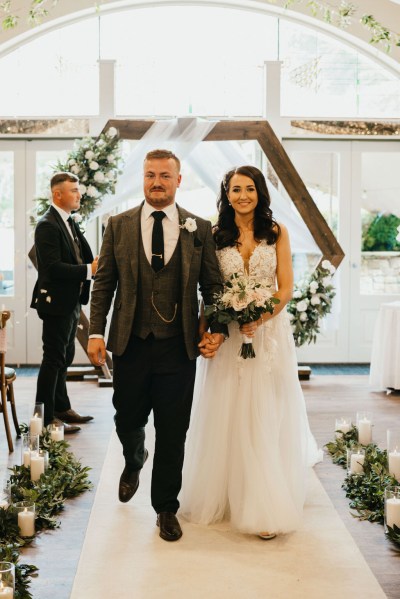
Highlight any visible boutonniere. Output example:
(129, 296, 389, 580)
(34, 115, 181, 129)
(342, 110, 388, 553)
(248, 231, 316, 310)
(179, 217, 197, 233)
(71, 213, 83, 223)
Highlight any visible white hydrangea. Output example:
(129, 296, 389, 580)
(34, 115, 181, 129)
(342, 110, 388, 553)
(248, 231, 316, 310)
(70, 165, 80, 175)
(310, 295, 321, 305)
(296, 300, 308, 312)
(300, 312, 308, 322)
(68, 159, 76, 166)
(309, 281, 319, 294)
(78, 184, 87, 195)
(96, 139, 105, 147)
(87, 185, 99, 198)
(293, 289, 303, 299)
(94, 171, 105, 183)
(107, 155, 115, 164)
(321, 259, 336, 274)
(89, 161, 99, 171)
(85, 150, 95, 160)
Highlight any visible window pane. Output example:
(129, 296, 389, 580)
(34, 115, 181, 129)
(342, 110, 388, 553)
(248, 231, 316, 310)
(361, 152, 400, 295)
(0, 21, 99, 117)
(0, 152, 14, 296)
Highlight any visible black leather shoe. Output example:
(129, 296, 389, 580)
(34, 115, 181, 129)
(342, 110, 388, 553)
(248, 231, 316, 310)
(118, 449, 148, 503)
(156, 512, 182, 542)
(54, 409, 94, 423)
(49, 418, 80, 435)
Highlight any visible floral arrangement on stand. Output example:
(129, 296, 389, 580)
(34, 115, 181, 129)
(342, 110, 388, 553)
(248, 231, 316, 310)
(325, 428, 400, 549)
(0, 425, 92, 598)
(32, 126, 123, 225)
(287, 259, 336, 347)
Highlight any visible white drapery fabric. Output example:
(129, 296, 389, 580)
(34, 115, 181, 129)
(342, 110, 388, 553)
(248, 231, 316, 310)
(88, 118, 319, 256)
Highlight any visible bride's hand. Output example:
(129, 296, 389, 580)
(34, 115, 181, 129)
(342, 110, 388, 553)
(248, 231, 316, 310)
(239, 321, 260, 337)
(198, 332, 225, 359)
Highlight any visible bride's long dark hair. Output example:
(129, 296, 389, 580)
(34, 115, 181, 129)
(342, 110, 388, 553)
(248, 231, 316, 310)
(213, 165, 280, 250)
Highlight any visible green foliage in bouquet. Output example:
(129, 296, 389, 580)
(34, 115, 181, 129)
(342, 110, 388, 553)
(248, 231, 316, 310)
(31, 126, 123, 225)
(287, 259, 336, 347)
(362, 213, 400, 252)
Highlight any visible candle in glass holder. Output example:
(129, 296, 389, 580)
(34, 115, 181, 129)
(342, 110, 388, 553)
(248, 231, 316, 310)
(350, 450, 365, 474)
(17, 507, 35, 537)
(29, 413, 42, 436)
(30, 453, 44, 482)
(356, 412, 372, 445)
(388, 449, 400, 481)
(0, 583, 13, 598)
(50, 425, 63, 442)
(335, 418, 351, 437)
(0, 562, 14, 598)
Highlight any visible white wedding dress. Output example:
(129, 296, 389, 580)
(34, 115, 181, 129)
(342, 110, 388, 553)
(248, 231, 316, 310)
(179, 240, 322, 534)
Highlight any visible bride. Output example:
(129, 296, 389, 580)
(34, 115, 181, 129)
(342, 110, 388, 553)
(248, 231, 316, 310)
(179, 165, 321, 539)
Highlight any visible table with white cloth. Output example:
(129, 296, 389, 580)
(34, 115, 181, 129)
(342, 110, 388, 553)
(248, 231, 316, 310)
(369, 301, 400, 391)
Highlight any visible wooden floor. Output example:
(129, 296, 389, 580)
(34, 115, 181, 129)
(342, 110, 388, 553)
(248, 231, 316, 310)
(1, 372, 399, 598)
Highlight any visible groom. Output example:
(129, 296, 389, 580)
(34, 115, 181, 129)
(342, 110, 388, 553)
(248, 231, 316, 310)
(88, 149, 227, 542)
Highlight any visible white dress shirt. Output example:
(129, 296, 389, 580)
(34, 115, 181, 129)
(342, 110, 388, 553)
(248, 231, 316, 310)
(52, 204, 91, 280)
(141, 201, 180, 265)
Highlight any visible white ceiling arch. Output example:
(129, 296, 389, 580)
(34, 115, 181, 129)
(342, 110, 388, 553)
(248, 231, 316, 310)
(0, 0, 399, 75)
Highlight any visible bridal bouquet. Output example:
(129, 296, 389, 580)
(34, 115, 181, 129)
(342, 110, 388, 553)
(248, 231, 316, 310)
(204, 273, 280, 359)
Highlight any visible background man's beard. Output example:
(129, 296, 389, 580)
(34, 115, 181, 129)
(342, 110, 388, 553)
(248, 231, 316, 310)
(145, 193, 174, 208)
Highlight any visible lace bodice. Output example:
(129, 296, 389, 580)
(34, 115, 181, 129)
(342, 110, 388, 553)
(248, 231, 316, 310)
(216, 240, 277, 288)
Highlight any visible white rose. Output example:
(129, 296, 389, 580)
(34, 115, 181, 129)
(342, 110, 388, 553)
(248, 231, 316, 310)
(310, 295, 321, 305)
(293, 290, 302, 299)
(68, 159, 76, 166)
(81, 174, 88, 182)
(321, 259, 332, 271)
(94, 171, 105, 183)
(287, 312, 294, 321)
(300, 312, 308, 321)
(309, 281, 318, 294)
(89, 161, 99, 171)
(107, 155, 115, 164)
(70, 165, 80, 175)
(87, 185, 99, 198)
(106, 126, 118, 138)
(322, 275, 332, 286)
(96, 139, 105, 147)
(328, 264, 336, 274)
(85, 150, 95, 160)
(106, 171, 115, 180)
(296, 300, 308, 312)
(79, 184, 87, 195)
(184, 217, 197, 232)
(232, 296, 248, 312)
(72, 213, 82, 223)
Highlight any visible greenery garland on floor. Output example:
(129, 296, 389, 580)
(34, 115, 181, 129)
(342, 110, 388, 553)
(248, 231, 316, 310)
(0, 424, 92, 598)
(325, 427, 400, 549)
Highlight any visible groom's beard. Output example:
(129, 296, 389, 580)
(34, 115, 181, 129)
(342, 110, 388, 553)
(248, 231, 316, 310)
(145, 189, 175, 209)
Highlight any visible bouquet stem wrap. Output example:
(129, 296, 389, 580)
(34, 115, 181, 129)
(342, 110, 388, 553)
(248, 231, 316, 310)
(240, 335, 255, 359)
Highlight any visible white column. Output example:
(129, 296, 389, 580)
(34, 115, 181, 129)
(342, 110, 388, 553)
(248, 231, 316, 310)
(89, 59, 116, 136)
(263, 60, 289, 139)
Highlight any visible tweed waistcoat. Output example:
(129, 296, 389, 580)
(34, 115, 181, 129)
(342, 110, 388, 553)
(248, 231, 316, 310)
(132, 235, 183, 339)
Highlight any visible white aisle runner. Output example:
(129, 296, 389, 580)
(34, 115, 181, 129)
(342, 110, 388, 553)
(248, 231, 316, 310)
(71, 428, 386, 599)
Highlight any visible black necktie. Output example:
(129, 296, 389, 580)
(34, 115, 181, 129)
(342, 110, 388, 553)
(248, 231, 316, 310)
(151, 211, 166, 272)
(67, 216, 82, 256)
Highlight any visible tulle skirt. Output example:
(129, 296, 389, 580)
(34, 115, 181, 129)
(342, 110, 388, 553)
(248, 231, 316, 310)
(179, 311, 322, 534)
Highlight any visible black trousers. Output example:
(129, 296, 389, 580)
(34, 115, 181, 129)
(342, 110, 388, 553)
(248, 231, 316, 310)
(36, 304, 80, 425)
(112, 334, 197, 514)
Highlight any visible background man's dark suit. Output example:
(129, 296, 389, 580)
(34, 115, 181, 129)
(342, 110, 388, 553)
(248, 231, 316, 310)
(31, 205, 93, 425)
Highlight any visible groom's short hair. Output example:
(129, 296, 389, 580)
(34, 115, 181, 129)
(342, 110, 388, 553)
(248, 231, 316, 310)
(144, 149, 181, 172)
(51, 172, 79, 188)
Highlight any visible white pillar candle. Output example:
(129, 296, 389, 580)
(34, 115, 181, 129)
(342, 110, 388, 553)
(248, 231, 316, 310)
(23, 450, 31, 467)
(0, 584, 13, 598)
(335, 419, 350, 437)
(386, 497, 400, 529)
(29, 414, 42, 436)
(357, 418, 372, 445)
(30, 454, 44, 482)
(350, 452, 365, 474)
(50, 427, 63, 442)
(388, 450, 400, 481)
(18, 507, 35, 537)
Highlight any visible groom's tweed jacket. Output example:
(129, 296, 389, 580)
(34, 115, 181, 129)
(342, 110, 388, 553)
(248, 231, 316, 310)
(89, 202, 226, 360)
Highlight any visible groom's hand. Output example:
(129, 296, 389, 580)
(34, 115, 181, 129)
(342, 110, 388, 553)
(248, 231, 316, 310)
(198, 332, 225, 359)
(88, 338, 107, 366)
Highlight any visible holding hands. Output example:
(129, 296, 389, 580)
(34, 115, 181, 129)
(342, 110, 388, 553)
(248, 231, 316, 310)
(198, 332, 225, 359)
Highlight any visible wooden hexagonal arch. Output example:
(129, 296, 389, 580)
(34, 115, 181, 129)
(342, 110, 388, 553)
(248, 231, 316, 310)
(101, 119, 345, 268)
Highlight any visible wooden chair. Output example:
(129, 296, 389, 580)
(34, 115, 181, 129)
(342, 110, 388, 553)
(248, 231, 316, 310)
(0, 311, 20, 452)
